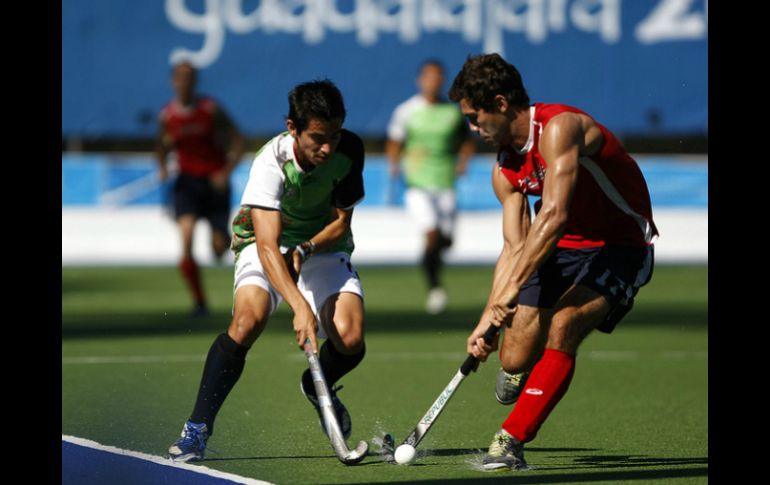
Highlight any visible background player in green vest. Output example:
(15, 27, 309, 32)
(386, 59, 476, 314)
(168, 80, 367, 462)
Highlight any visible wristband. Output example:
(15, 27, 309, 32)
(295, 240, 316, 263)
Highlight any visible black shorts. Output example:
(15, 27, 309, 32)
(173, 174, 232, 236)
(518, 245, 654, 333)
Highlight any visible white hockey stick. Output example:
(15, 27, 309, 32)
(303, 339, 368, 465)
(383, 324, 500, 461)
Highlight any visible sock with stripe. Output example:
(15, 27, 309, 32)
(502, 348, 576, 443)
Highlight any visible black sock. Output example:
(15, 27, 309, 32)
(302, 340, 366, 395)
(189, 333, 249, 434)
(422, 246, 442, 289)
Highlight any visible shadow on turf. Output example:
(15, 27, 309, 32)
(325, 464, 708, 485)
(324, 451, 707, 484)
(62, 305, 707, 340)
(191, 446, 602, 464)
(424, 446, 600, 458)
(320, 457, 708, 485)
(203, 454, 337, 462)
(567, 454, 708, 469)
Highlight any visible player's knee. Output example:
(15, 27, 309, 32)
(334, 321, 364, 354)
(212, 233, 230, 256)
(424, 230, 441, 251)
(229, 309, 267, 344)
(213, 245, 228, 260)
(340, 331, 364, 354)
(499, 349, 532, 374)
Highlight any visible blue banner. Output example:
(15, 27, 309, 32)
(61, 154, 708, 209)
(63, 0, 707, 138)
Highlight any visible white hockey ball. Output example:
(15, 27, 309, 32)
(394, 444, 416, 465)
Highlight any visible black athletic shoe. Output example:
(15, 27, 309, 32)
(191, 302, 209, 318)
(300, 375, 352, 440)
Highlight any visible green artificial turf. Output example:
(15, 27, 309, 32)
(63, 264, 707, 484)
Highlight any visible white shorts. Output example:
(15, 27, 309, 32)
(233, 244, 364, 337)
(404, 188, 457, 237)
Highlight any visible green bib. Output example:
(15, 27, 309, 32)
(403, 103, 464, 190)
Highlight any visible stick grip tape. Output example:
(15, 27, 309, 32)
(459, 324, 500, 376)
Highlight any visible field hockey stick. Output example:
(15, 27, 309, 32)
(383, 324, 500, 461)
(303, 338, 369, 465)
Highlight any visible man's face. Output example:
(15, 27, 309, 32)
(418, 64, 444, 99)
(290, 117, 344, 166)
(172, 63, 197, 101)
(459, 98, 510, 147)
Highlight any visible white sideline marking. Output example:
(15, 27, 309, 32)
(284, 351, 469, 362)
(660, 350, 708, 360)
(587, 350, 640, 361)
(62, 355, 206, 365)
(62, 435, 275, 485)
(63, 350, 707, 365)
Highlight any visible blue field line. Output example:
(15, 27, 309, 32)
(62, 435, 274, 485)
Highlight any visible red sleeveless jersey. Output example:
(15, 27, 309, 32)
(159, 96, 226, 177)
(498, 103, 658, 248)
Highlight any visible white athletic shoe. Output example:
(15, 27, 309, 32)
(482, 429, 528, 470)
(426, 288, 447, 314)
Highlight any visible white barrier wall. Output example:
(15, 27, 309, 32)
(61, 207, 706, 266)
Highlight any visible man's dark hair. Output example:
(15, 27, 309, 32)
(287, 79, 346, 133)
(171, 60, 198, 77)
(420, 58, 445, 73)
(449, 53, 530, 111)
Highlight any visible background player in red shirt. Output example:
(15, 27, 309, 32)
(448, 54, 657, 470)
(157, 61, 245, 316)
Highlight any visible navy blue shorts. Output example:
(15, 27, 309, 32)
(173, 174, 232, 237)
(518, 245, 654, 333)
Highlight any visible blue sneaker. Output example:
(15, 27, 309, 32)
(300, 376, 352, 440)
(168, 421, 209, 462)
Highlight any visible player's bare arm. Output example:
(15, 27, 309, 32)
(211, 108, 246, 191)
(467, 168, 531, 360)
(490, 113, 585, 324)
(314, 207, 355, 250)
(385, 139, 403, 177)
(456, 138, 475, 176)
(156, 118, 173, 182)
(252, 207, 319, 352)
(217, 107, 246, 172)
(286, 206, 355, 278)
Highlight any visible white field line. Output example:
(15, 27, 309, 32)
(63, 350, 707, 365)
(62, 355, 206, 364)
(62, 435, 275, 485)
